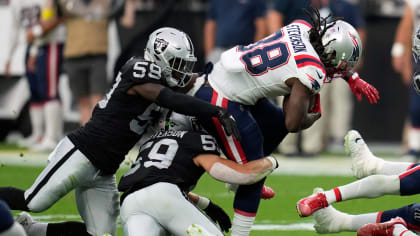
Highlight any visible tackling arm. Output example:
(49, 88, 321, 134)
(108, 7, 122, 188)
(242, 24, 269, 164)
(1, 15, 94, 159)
(193, 154, 278, 185)
(129, 83, 240, 139)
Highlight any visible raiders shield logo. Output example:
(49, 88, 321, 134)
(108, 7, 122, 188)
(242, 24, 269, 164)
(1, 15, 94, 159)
(154, 38, 169, 55)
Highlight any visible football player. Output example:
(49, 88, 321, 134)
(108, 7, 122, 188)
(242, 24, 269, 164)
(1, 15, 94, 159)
(297, 130, 420, 223)
(0, 28, 239, 236)
(0, 201, 27, 236)
(118, 130, 278, 236)
(181, 8, 378, 235)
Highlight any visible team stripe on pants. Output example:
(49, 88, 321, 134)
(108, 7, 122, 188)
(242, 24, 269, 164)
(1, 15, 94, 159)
(210, 90, 247, 164)
(47, 43, 60, 99)
(25, 146, 77, 205)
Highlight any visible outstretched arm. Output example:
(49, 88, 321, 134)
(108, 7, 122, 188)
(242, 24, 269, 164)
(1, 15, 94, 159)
(342, 71, 380, 104)
(129, 83, 240, 139)
(193, 154, 278, 185)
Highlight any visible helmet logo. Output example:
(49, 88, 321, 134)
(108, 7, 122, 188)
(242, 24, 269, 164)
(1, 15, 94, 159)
(348, 32, 360, 62)
(154, 38, 169, 55)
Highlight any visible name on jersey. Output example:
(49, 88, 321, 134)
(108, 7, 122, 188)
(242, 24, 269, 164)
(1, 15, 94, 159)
(150, 130, 187, 139)
(286, 25, 307, 53)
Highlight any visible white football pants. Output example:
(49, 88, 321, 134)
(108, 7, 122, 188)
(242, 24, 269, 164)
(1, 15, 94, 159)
(120, 182, 223, 236)
(24, 137, 120, 236)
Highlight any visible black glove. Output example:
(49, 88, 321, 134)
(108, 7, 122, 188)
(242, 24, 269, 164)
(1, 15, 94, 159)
(216, 109, 241, 141)
(203, 201, 232, 233)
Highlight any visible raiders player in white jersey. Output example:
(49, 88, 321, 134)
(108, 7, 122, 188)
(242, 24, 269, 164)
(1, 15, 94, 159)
(118, 130, 278, 236)
(0, 28, 240, 236)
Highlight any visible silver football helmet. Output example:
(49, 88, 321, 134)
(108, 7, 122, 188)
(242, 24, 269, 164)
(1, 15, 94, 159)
(144, 27, 197, 88)
(322, 20, 362, 74)
(412, 27, 420, 64)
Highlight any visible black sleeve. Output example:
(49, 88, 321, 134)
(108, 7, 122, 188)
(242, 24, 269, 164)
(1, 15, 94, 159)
(121, 57, 163, 85)
(156, 87, 222, 118)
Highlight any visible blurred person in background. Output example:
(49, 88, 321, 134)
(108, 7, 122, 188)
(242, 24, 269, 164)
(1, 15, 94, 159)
(392, 0, 420, 161)
(5, 0, 65, 151)
(266, 0, 311, 34)
(204, 0, 266, 63)
(41, 0, 111, 125)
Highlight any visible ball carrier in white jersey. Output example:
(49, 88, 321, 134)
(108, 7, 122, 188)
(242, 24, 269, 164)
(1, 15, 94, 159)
(186, 8, 379, 235)
(0, 28, 240, 236)
(118, 130, 278, 236)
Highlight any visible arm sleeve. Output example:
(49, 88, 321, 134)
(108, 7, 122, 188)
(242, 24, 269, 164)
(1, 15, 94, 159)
(156, 87, 221, 118)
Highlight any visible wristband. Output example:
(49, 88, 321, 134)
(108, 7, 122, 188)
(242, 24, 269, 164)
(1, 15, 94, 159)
(31, 25, 43, 37)
(391, 43, 405, 57)
(197, 196, 210, 210)
(267, 156, 279, 169)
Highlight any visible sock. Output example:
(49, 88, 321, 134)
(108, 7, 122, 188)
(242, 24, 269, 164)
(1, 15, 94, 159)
(348, 212, 378, 231)
(29, 105, 44, 139)
(327, 175, 400, 203)
(47, 222, 91, 236)
(43, 100, 63, 142)
(393, 224, 416, 236)
(0, 187, 28, 211)
(0, 223, 26, 236)
(325, 188, 342, 204)
(27, 222, 47, 236)
(408, 128, 420, 153)
(379, 161, 416, 175)
(231, 212, 255, 236)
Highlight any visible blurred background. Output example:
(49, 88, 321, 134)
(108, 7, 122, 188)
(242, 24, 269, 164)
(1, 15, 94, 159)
(0, 0, 414, 157)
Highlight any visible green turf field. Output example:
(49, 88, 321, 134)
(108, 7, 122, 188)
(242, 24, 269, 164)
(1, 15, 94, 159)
(0, 164, 417, 236)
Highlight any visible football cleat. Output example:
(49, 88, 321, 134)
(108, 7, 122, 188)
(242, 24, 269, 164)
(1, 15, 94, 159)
(345, 130, 384, 179)
(313, 204, 351, 234)
(357, 217, 407, 236)
(31, 138, 57, 152)
(297, 191, 328, 217)
(261, 185, 275, 199)
(187, 224, 216, 236)
(15, 212, 36, 234)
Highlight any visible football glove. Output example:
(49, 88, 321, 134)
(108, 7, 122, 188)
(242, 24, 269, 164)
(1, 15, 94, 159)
(216, 109, 241, 141)
(203, 201, 232, 233)
(347, 72, 380, 104)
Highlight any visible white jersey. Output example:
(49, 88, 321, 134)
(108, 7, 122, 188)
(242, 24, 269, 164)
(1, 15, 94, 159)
(7, 0, 65, 59)
(208, 20, 326, 105)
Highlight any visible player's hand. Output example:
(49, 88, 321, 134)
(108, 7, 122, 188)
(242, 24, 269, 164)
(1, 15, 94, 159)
(347, 72, 380, 104)
(26, 29, 36, 43)
(4, 61, 11, 77)
(27, 55, 37, 73)
(203, 201, 232, 233)
(216, 109, 241, 141)
(311, 94, 321, 114)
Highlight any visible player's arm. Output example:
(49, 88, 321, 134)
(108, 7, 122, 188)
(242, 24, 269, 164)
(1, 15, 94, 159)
(27, 0, 63, 43)
(193, 154, 278, 185)
(187, 192, 231, 233)
(341, 71, 380, 104)
(284, 78, 321, 132)
(392, 3, 414, 85)
(129, 84, 240, 139)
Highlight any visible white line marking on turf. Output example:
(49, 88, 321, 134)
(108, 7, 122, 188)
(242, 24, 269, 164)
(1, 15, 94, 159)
(30, 215, 315, 231)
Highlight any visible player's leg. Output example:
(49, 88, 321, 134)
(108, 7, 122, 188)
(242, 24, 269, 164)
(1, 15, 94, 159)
(345, 130, 418, 178)
(0, 201, 26, 236)
(120, 182, 222, 236)
(195, 87, 265, 235)
(122, 213, 166, 236)
(75, 173, 119, 236)
(378, 203, 420, 231)
(32, 43, 64, 151)
(408, 84, 420, 160)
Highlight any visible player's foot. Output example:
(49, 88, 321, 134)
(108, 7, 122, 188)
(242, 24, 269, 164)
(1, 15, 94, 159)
(17, 135, 42, 148)
(345, 130, 384, 179)
(357, 217, 407, 236)
(296, 189, 328, 217)
(261, 185, 275, 199)
(31, 138, 57, 152)
(313, 204, 351, 234)
(187, 224, 216, 236)
(15, 212, 36, 234)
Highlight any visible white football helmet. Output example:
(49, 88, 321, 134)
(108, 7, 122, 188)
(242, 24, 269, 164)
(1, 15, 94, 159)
(322, 20, 362, 74)
(144, 27, 197, 88)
